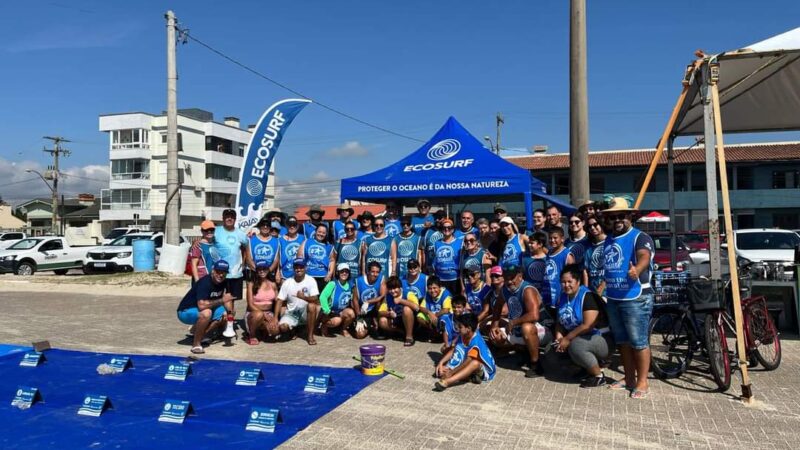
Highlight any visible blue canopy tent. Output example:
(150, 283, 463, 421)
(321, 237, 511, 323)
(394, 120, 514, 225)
(340, 117, 575, 230)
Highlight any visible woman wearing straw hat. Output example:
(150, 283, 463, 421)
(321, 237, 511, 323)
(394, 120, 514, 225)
(332, 203, 357, 242)
(303, 204, 327, 239)
(601, 197, 655, 399)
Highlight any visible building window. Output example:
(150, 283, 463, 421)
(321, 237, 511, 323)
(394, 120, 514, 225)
(101, 189, 149, 210)
(111, 159, 150, 180)
(737, 167, 754, 190)
(773, 170, 799, 189)
(555, 175, 569, 195)
(206, 136, 233, 154)
(111, 129, 150, 150)
(205, 164, 240, 182)
(589, 176, 605, 194)
(205, 192, 235, 207)
(674, 169, 687, 192)
(690, 168, 706, 191)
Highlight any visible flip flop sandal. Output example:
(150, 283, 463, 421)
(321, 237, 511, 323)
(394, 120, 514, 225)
(190, 346, 205, 354)
(630, 389, 649, 399)
(608, 380, 632, 391)
(404, 338, 415, 347)
(246, 338, 259, 346)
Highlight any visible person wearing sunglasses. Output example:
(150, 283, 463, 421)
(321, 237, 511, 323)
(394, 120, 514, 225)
(383, 203, 402, 238)
(319, 263, 357, 338)
(463, 266, 493, 330)
(459, 232, 491, 292)
(361, 218, 396, 280)
(395, 217, 423, 279)
(401, 258, 428, 308)
(600, 197, 654, 399)
(248, 217, 280, 280)
(410, 198, 433, 236)
(583, 214, 607, 295)
(214, 208, 254, 304)
(332, 203, 358, 242)
(331, 222, 361, 278)
(277, 216, 306, 285)
(297, 223, 334, 293)
(566, 213, 590, 267)
(432, 218, 463, 296)
(189, 219, 218, 285)
(423, 210, 447, 274)
(357, 211, 375, 241)
(497, 216, 529, 269)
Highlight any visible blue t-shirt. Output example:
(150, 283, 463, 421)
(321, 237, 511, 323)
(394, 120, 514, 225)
(433, 237, 463, 282)
(446, 331, 496, 382)
(411, 214, 433, 235)
(213, 226, 249, 278)
(177, 275, 227, 311)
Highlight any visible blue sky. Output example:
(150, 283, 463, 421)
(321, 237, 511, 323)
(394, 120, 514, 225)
(1, 1, 799, 207)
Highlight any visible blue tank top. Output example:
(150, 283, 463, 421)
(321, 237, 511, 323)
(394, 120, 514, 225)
(356, 274, 383, 313)
(567, 236, 589, 267)
(402, 273, 428, 301)
(585, 240, 606, 292)
(502, 281, 533, 325)
(302, 222, 316, 239)
(424, 288, 452, 314)
(335, 239, 361, 276)
(544, 247, 570, 307)
(522, 255, 547, 294)
(411, 214, 433, 235)
(332, 220, 357, 241)
(278, 234, 305, 278)
(199, 241, 220, 271)
(304, 238, 332, 278)
(603, 228, 652, 301)
(394, 233, 420, 278)
(460, 248, 486, 283)
(445, 331, 497, 382)
(557, 285, 602, 335)
(434, 238, 463, 281)
(424, 229, 443, 266)
(454, 226, 479, 240)
(384, 219, 401, 238)
(249, 235, 279, 267)
(364, 234, 393, 278)
(439, 313, 459, 347)
(330, 280, 353, 313)
(500, 235, 523, 268)
(464, 282, 491, 313)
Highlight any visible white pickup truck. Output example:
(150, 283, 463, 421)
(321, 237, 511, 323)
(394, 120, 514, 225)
(0, 236, 93, 275)
(0, 231, 27, 250)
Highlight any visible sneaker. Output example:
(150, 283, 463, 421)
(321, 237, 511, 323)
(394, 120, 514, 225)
(525, 361, 544, 378)
(433, 380, 448, 392)
(470, 370, 483, 385)
(580, 376, 607, 388)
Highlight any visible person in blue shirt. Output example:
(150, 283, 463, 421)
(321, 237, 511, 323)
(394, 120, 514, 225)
(410, 198, 433, 236)
(361, 217, 396, 279)
(413, 276, 452, 338)
(438, 294, 468, 354)
(402, 258, 428, 303)
(497, 217, 529, 269)
(303, 204, 327, 239)
(297, 223, 334, 293)
(459, 232, 490, 293)
(263, 208, 288, 236)
(433, 312, 497, 391)
(331, 222, 361, 279)
(383, 203, 402, 238)
(378, 275, 422, 346)
(331, 203, 357, 242)
(433, 218, 463, 295)
(522, 231, 548, 296)
(356, 211, 375, 244)
(249, 217, 280, 277)
(277, 217, 305, 284)
(423, 210, 446, 274)
(583, 214, 607, 294)
(566, 212, 590, 267)
(543, 227, 575, 315)
(602, 198, 654, 399)
(353, 261, 386, 339)
(454, 210, 479, 240)
(177, 260, 233, 355)
(395, 217, 423, 278)
(214, 208, 254, 302)
(463, 267, 493, 325)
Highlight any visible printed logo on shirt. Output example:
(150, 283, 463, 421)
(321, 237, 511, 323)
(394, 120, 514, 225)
(368, 241, 387, 256)
(545, 259, 558, 281)
(307, 244, 326, 260)
(507, 295, 523, 320)
(340, 245, 359, 261)
(226, 235, 238, 246)
(398, 239, 416, 256)
(503, 243, 518, 262)
(603, 243, 624, 270)
(285, 242, 301, 259)
(590, 246, 604, 269)
(254, 244, 274, 261)
(436, 246, 453, 260)
(464, 257, 481, 271)
(361, 287, 378, 300)
(527, 260, 545, 281)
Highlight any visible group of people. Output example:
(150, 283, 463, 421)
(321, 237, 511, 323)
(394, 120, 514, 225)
(176, 196, 655, 398)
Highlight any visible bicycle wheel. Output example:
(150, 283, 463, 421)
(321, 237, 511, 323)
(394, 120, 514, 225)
(649, 310, 694, 379)
(704, 312, 731, 391)
(748, 303, 782, 370)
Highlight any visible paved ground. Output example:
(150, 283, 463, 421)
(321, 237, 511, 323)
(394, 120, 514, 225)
(1, 276, 799, 449)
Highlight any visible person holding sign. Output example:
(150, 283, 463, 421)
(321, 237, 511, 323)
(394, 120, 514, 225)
(177, 260, 234, 354)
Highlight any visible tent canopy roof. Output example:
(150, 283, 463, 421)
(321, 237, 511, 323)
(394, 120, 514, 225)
(340, 116, 575, 212)
(673, 27, 800, 136)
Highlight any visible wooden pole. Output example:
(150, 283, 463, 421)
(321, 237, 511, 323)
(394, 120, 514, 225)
(710, 69, 753, 403)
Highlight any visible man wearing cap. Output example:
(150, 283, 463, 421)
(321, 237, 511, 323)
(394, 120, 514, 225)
(383, 203, 402, 238)
(331, 203, 357, 242)
(319, 263, 357, 337)
(331, 221, 361, 279)
(402, 258, 428, 306)
(493, 203, 508, 221)
(189, 219, 218, 285)
(214, 209, 254, 302)
(277, 216, 306, 285)
(303, 204, 326, 239)
(249, 217, 280, 277)
(276, 258, 321, 344)
(410, 199, 434, 235)
(602, 197, 654, 399)
(490, 263, 553, 378)
(177, 259, 234, 354)
(395, 216, 423, 279)
(433, 218, 463, 295)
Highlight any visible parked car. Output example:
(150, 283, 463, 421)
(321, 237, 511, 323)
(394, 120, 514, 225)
(689, 229, 799, 266)
(650, 233, 693, 271)
(679, 231, 709, 252)
(0, 231, 27, 250)
(0, 237, 94, 275)
(84, 232, 186, 273)
(101, 227, 146, 245)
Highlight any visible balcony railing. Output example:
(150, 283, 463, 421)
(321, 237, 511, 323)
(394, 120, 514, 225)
(101, 201, 150, 210)
(111, 143, 151, 150)
(111, 172, 151, 180)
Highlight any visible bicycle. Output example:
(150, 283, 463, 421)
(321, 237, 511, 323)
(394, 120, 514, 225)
(648, 298, 704, 380)
(704, 275, 782, 392)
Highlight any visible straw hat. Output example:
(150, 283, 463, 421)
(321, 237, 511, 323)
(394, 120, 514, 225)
(336, 202, 354, 214)
(306, 204, 325, 217)
(604, 197, 637, 212)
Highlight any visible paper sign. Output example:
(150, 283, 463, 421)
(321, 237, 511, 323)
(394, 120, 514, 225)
(245, 407, 282, 433)
(304, 374, 333, 393)
(158, 400, 194, 424)
(19, 352, 46, 367)
(235, 368, 264, 386)
(11, 386, 41, 409)
(164, 363, 192, 381)
(107, 356, 133, 373)
(77, 395, 112, 417)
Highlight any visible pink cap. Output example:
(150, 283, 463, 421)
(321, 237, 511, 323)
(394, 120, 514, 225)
(489, 266, 503, 276)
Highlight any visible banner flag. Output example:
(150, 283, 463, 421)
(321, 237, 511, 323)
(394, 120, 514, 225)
(236, 98, 312, 230)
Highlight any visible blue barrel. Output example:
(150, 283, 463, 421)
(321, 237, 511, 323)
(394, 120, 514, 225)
(132, 239, 155, 272)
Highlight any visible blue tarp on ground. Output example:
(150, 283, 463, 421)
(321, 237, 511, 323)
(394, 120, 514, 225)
(0, 348, 382, 449)
(340, 116, 576, 227)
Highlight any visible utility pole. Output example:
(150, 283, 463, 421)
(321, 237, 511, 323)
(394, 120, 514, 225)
(165, 10, 180, 245)
(569, 0, 590, 206)
(495, 113, 504, 155)
(43, 136, 71, 234)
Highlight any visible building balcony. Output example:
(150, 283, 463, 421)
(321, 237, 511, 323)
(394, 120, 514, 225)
(110, 148, 151, 161)
(205, 178, 238, 194)
(204, 150, 242, 168)
(99, 208, 151, 222)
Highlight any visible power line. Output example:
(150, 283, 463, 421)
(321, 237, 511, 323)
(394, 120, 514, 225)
(178, 28, 426, 144)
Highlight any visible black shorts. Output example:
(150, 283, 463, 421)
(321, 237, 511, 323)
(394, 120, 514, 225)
(228, 277, 244, 300)
(313, 276, 327, 293)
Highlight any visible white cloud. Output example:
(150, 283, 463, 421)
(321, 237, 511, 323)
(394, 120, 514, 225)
(312, 170, 329, 180)
(325, 141, 370, 158)
(3, 21, 143, 53)
(273, 174, 340, 212)
(0, 158, 108, 206)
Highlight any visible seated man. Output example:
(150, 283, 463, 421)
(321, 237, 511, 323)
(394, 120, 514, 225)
(319, 263, 357, 337)
(276, 258, 321, 345)
(438, 295, 468, 354)
(433, 313, 496, 391)
(490, 264, 553, 378)
(412, 276, 452, 340)
(177, 260, 233, 354)
(378, 276, 421, 346)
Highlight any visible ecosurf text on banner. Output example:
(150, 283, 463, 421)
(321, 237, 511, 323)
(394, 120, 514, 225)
(235, 98, 311, 230)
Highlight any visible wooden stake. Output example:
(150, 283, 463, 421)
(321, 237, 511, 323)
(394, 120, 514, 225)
(710, 77, 753, 403)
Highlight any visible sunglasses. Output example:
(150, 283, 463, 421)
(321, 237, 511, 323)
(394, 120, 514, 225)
(608, 214, 628, 221)
(374, 223, 385, 228)
(570, 220, 582, 225)
(442, 226, 453, 230)
(345, 227, 356, 232)
(202, 228, 214, 233)
(464, 238, 476, 243)
(588, 222, 601, 228)
(256, 267, 269, 271)
(408, 265, 420, 270)
(401, 222, 411, 226)
(490, 274, 503, 279)
(288, 223, 298, 227)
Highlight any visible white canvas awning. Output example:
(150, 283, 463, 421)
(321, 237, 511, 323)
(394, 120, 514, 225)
(673, 27, 800, 135)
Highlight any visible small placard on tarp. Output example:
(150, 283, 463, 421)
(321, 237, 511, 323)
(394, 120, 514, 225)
(304, 374, 333, 393)
(164, 362, 192, 381)
(19, 352, 46, 367)
(77, 394, 113, 417)
(235, 368, 264, 386)
(245, 407, 282, 433)
(158, 400, 194, 424)
(107, 356, 133, 373)
(11, 386, 42, 409)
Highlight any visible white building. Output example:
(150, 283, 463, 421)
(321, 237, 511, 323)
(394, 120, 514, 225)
(98, 108, 275, 232)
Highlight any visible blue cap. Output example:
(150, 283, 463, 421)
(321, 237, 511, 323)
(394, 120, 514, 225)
(212, 259, 229, 272)
(255, 260, 269, 269)
(292, 257, 306, 267)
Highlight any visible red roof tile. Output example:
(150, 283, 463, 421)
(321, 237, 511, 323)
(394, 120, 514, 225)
(507, 142, 800, 171)
(293, 204, 385, 221)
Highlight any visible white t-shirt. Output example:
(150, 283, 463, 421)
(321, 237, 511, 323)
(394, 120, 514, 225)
(278, 275, 319, 312)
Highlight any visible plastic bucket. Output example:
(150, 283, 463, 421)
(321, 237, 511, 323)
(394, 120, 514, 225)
(132, 239, 155, 272)
(157, 243, 190, 275)
(359, 344, 386, 376)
